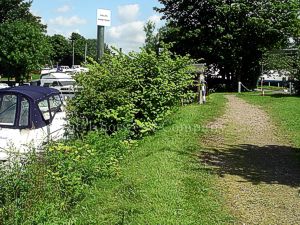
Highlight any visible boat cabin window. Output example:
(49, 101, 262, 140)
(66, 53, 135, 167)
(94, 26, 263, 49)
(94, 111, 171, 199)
(0, 95, 17, 126)
(59, 81, 75, 86)
(38, 99, 51, 121)
(42, 81, 74, 87)
(52, 81, 59, 86)
(38, 94, 62, 121)
(43, 83, 51, 87)
(49, 95, 62, 114)
(19, 97, 29, 127)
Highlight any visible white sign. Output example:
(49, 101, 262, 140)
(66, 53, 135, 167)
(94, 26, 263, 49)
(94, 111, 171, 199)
(97, 9, 111, 26)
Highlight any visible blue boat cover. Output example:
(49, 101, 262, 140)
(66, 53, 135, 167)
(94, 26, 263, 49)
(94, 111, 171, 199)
(0, 86, 61, 129)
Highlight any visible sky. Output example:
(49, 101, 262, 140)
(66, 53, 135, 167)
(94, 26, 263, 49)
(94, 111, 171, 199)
(30, 0, 164, 53)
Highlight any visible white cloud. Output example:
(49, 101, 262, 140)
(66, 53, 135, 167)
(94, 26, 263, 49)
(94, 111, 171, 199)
(49, 16, 87, 27)
(148, 14, 162, 27)
(47, 27, 80, 38)
(30, 9, 46, 25)
(107, 21, 145, 52)
(104, 5, 165, 53)
(117, 4, 140, 23)
(56, 5, 71, 13)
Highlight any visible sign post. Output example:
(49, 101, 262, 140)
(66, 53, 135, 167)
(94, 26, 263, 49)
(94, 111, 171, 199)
(96, 9, 111, 61)
(194, 64, 205, 104)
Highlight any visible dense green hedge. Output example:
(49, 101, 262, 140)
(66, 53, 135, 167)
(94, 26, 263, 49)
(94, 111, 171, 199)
(68, 48, 196, 137)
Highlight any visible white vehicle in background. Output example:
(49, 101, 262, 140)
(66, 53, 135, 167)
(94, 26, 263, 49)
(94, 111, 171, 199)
(0, 86, 66, 161)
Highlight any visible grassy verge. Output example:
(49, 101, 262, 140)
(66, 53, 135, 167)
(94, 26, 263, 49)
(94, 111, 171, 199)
(69, 93, 233, 224)
(238, 92, 300, 147)
(0, 94, 232, 224)
(256, 85, 286, 91)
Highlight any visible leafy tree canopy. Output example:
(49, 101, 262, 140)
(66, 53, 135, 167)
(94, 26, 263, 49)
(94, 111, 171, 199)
(0, 0, 45, 30)
(47, 32, 110, 67)
(0, 0, 50, 81)
(144, 21, 159, 53)
(0, 20, 51, 81)
(156, 0, 300, 89)
(48, 34, 72, 66)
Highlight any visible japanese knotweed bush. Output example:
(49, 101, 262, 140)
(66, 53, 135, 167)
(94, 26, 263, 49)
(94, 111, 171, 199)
(68, 48, 196, 137)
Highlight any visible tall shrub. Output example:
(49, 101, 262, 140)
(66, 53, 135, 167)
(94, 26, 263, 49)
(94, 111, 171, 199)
(68, 48, 196, 137)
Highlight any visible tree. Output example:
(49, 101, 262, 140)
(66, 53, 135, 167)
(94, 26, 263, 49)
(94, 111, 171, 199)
(86, 39, 112, 61)
(0, 0, 49, 81)
(0, 0, 45, 30)
(70, 32, 86, 65)
(86, 39, 97, 60)
(144, 21, 159, 53)
(48, 34, 72, 66)
(69, 33, 109, 65)
(156, 0, 300, 89)
(0, 20, 51, 81)
(47, 33, 110, 67)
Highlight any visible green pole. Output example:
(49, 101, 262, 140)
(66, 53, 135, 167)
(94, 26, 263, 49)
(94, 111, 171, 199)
(97, 25, 105, 62)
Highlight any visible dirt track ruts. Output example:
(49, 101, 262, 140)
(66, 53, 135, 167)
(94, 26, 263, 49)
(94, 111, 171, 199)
(201, 95, 300, 224)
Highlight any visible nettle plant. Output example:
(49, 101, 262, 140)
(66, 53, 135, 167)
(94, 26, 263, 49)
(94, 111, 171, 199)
(68, 48, 196, 137)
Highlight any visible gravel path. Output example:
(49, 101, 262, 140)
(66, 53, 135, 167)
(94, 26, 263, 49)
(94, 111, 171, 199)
(201, 95, 300, 224)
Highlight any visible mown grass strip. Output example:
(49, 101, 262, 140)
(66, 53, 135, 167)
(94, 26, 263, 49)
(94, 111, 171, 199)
(239, 92, 300, 148)
(70, 93, 233, 224)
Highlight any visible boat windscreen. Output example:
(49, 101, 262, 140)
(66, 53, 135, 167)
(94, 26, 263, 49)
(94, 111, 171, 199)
(0, 94, 17, 126)
(59, 81, 75, 86)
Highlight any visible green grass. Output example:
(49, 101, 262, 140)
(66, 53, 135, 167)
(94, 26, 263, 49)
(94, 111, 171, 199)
(30, 73, 40, 80)
(69, 93, 233, 224)
(256, 85, 285, 91)
(239, 92, 300, 147)
(0, 73, 40, 82)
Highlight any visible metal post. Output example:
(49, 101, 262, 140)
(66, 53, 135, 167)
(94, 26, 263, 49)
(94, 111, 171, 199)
(97, 26, 105, 61)
(72, 41, 75, 67)
(84, 43, 87, 64)
(238, 81, 242, 93)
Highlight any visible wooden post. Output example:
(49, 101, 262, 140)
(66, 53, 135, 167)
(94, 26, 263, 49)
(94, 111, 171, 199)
(238, 81, 242, 93)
